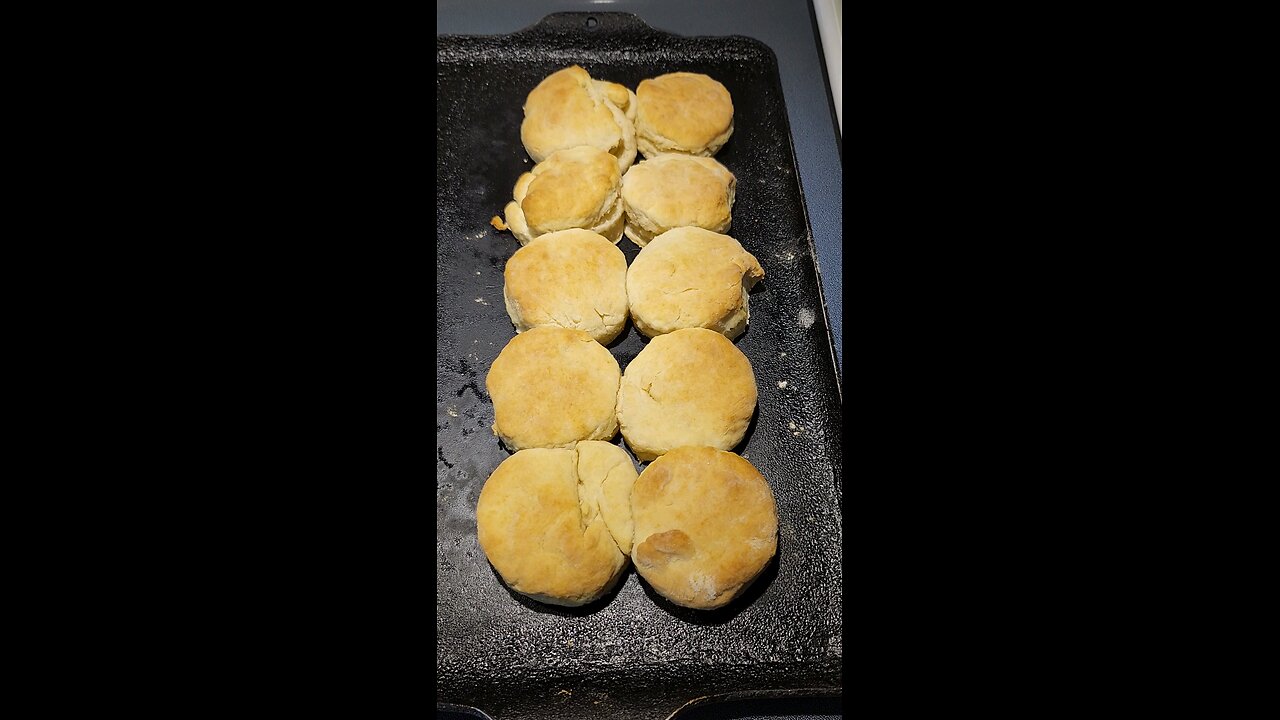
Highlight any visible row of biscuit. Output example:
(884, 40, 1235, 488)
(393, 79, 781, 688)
(473, 65, 777, 612)
(489, 326, 754, 460)
(493, 146, 735, 249)
(519, 65, 733, 171)
(502, 226, 762, 345)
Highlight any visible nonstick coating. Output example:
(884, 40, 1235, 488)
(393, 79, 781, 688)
(437, 13, 842, 720)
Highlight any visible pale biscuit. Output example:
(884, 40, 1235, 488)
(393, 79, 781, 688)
(574, 440, 639, 555)
(594, 80, 638, 123)
(626, 227, 764, 339)
(476, 446, 630, 606)
(616, 328, 757, 461)
(621, 154, 736, 247)
(487, 327, 621, 451)
(501, 146, 624, 245)
(503, 229, 629, 345)
(521, 65, 637, 173)
(631, 447, 778, 610)
(635, 72, 734, 157)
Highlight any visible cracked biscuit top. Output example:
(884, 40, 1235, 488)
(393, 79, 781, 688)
(616, 328, 757, 461)
(500, 146, 625, 246)
(487, 327, 621, 451)
(635, 72, 734, 158)
(626, 227, 764, 339)
(476, 442, 637, 606)
(631, 446, 777, 610)
(503, 229, 629, 345)
(621, 154, 736, 248)
(520, 65, 637, 173)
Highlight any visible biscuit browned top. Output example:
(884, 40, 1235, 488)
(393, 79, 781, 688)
(631, 447, 778, 610)
(635, 72, 734, 155)
(626, 227, 763, 339)
(621, 155, 736, 245)
(521, 66, 636, 171)
(487, 327, 621, 450)
(503, 229, 629, 344)
(520, 146, 621, 234)
(616, 327, 757, 461)
(476, 446, 630, 606)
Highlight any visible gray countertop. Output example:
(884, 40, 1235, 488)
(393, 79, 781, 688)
(438, 0, 843, 375)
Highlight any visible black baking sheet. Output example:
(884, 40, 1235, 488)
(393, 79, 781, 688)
(436, 13, 843, 720)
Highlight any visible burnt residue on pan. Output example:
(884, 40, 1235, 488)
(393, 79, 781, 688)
(438, 13, 842, 720)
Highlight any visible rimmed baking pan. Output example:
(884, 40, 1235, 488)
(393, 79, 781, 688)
(437, 12, 843, 720)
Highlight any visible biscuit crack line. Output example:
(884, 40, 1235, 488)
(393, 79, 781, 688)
(572, 445, 599, 535)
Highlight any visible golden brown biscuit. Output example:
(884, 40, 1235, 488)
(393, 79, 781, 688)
(487, 327, 621, 450)
(503, 229, 629, 344)
(501, 146, 624, 245)
(476, 446, 630, 606)
(621, 154, 736, 247)
(635, 72, 734, 157)
(631, 447, 778, 610)
(626, 227, 764, 339)
(616, 328, 757, 461)
(521, 65, 637, 173)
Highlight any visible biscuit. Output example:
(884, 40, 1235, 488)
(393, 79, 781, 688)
(574, 440, 639, 555)
(621, 154, 736, 247)
(487, 327, 621, 451)
(476, 445, 631, 606)
(635, 72, 734, 157)
(521, 65, 637, 173)
(616, 328, 757, 461)
(626, 227, 764, 339)
(594, 80, 638, 123)
(503, 229, 629, 345)
(630, 447, 778, 610)
(501, 146, 625, 245)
